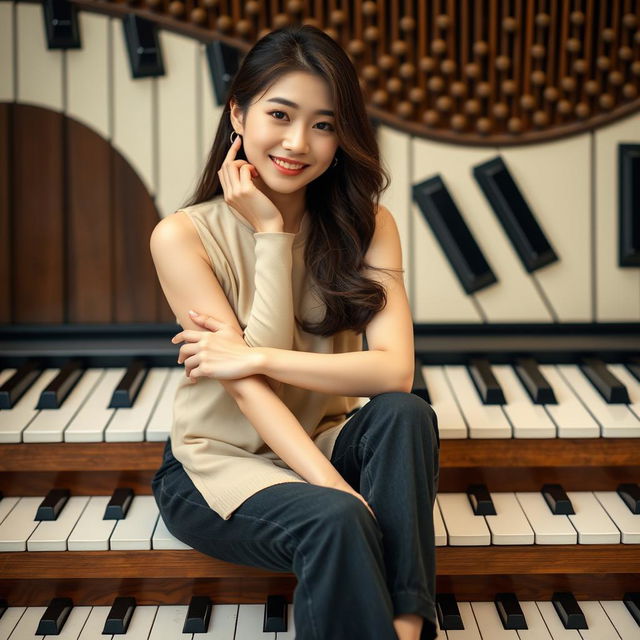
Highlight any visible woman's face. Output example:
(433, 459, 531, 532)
(230, 71, 339, 194)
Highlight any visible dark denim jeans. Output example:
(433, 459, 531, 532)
(152, 391, 440, 640)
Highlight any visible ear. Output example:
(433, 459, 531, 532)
(229, 100, 245, 136)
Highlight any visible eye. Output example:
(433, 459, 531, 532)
(268, 111, 335, 132)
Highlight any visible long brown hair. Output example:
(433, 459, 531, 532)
(183, 24, 401, 337)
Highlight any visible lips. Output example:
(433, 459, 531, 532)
(269, 155, 309, 168)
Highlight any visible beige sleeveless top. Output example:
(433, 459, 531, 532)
(170, 195, 362, 520)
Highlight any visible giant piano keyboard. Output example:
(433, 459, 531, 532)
(1, 325, 639, 639)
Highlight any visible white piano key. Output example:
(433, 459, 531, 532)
(0, 496, 20, 526)
(3, 606, 46, 639)
(599, 600, 640, 640)
(566, 491, 620, 544)
(0, 607, 26, 640)
(436, 494, 491, 546)
(235, 604, 276, 639)
(26, 496, 89, 551)
(515, 492, 577, 545)
(108, 605, 158, 640)
(470, 601, 519, 639)
(22, 369, 103, 443)
(484, 493, 535, 545)
(110, 495, 159, 550)
(67, 496, 117, 551)
(434, 500, 448, 546)
(536, 601, 582, 639)
(76, 605, 110, 640)
(578, 601, 623, 639)
(492, 365, 557, 438)
(193, 603, 239, 639)
(0, 369, 59, 443)
(422, 366, 468, 438)
(148, 605, 191, 640)
(275, 603, 296, 640)
(106, 368, 170, 442)
(447, 602, 482, 640)
(444, 366, 512, 438)
(538, 366, 600, 438)
(558, 364, 640, 437)
(593, 491, 640, 544)
(146, 367, 183, 441)
(517, 601, 553, 640)
(609, 363, 640, 422)
(0, 367, 17, 387)
(63, 368, 125, 442)
(46, 605, 91, 640)
(0, 497, 42, 551)
(152, 513, 192, 550)
(434, 613, 448, 640)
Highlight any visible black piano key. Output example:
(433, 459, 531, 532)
(0, 598, 7, 619)
(104, 487, 134, 520)
(35, 488, 70, 521)
(436, 593, 464, 630)
(0, 359, 43, 409)
(36, 358, 85, 409)
(580, 357, 630, 404)
(541, 484, 575, 515)
(494, 592, 527, 630)
(473, 156, 558, 272)
(468, 358, 505, 404)
(411, 357, 431, 404)
(623, 592, 640, 626)
(619, 144, 640, 267)
(183, 595, 212, 633)
(35, 597, 73, 635)
(103, 596, 136, 634)
(551, 592, 587, 630)
(412, 174, 498, 294)
(617, 483, 640, 514)
(625, 356, 640, 384)
(467, 484, 496, 516)
(514, 357, 557, 404)
(263, 594, 287, 632)
(109, 359, 149, 408)
(122, 14, 165, 79)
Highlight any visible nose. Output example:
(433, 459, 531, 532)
(283, 124, 309, 153)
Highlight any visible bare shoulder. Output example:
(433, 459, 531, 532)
(150, 210, 212, 268)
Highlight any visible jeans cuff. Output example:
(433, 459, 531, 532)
(391, 591, 437, 640)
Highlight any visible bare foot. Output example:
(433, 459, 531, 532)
(393, 613, 423, 640)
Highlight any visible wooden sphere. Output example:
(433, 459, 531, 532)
(217, 14, 233, 30)
(436, 95, 453, 112)
(570, 11, 585, 25)
(507, 117, 523, 133)
(566, 38, 581, 52)
(476, 81, 491, 97)
(323, 27, 338, 40)
(520, 94, 536, 110)
(168, 1, 185, 17)
(399, 63, 415, 78)
(502, 79, 516, 95)
(496, 55, 511, 71)
(543, 86, 559, 101)
(531, 44, 545, 59)
(391, 40, 408, 55)
(235, 19, 252, 34)
(428, 76, 444, 92)
(623, 83, 638, 99)
(608, 71, 624, 86)
(378, 54, 395, 70)
(431, 39, 447, 55)
(535, 13, 550, 28)
(286, 0, 303, 13)
(465, 62, 481, 78)
(635, 31, 640, 45)
(362, 2, 377, 17)
(473, 41, 489, 56)
(573, 59, 587, 74)
(371, 89, 388, 105)
(348, 39, 366, 55)
(419, 57, 436, 72)
(396, 101, 413, 118)
(146, 0, 162, 9)
(531, 70, 546, 85)
(561, 76, 576, 91)
(451, 114, 467, 131)
(202, 0, 218, 7)
(409, 87, 425, 102)
(423, 110, 439, 126)
(597, 56, 610, 70)
(387, 77, 403, 93)
(492, 102, 509, 119)
(601, 28, 615, 42)
(244, 0, 259, 14)
(619, 46, 633, 60)
(436, 14, 449, 29)
(273, 13, 290, 28)
(599, 94, 615, 109)
(190, 7, 207, 23)
(258, 27, 271, 39)
(623, 13, 638, 29)
(302, 17, 320, 28)
(464, 99, 481, 114)
(476, 117, 492, 134)
(632, 61, 640, 76)
(532, 110, 548, 126)
(575, 102, 590, 118)
(557, 99, 572, 114)
(441, 59, 457, 75)
(400, 16, 416, 32)
(502, 17, 517, 32)
(450, 81, 466, 97)
(584, 80, 600, 95)
(330, 9, 346, 25)
(362, 65, 379, 80)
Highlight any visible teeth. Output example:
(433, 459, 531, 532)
(272, 157, 305, 170)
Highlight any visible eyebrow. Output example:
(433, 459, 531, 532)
(266, 97, 335, 117)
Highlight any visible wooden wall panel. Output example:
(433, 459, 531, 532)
(66, 117, 112, 322)
(0, 103, 10, 322)
(12, 105, 64, 323)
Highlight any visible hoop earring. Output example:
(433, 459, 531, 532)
(332, 156, 338, 167)
(230, 131, 240, 144)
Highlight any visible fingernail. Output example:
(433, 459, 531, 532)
(188, 310, 197, 316)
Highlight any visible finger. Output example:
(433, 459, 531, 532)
(240, 163, 257, 188)
(177, 343, 198, 364)
(191, 313, 225, 332)
(172, 329, 204, 344)
(184, 352, 200, 378)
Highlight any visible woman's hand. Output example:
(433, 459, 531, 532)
(326, 478, 378, 523)
(171, 311, 261, 382)
(219, 135, 284, 232)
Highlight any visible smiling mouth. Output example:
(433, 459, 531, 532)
(269, 156, 309, 170)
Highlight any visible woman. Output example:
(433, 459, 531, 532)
(150, 24, 439, 640)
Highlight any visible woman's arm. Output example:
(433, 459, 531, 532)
(149, 214, 345, 488)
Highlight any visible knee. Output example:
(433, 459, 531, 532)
(369, 392, 438, 437)
(309, 489, 378, 536)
